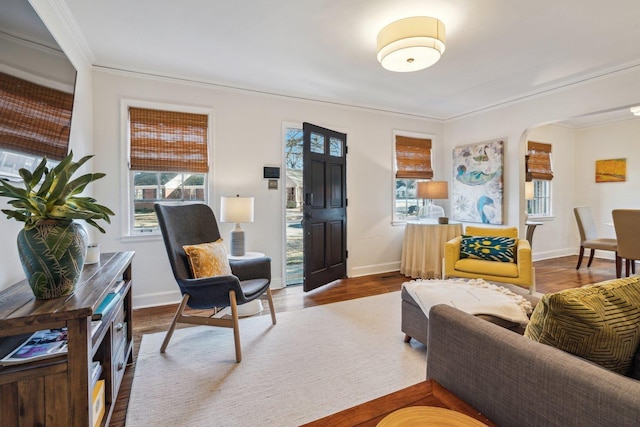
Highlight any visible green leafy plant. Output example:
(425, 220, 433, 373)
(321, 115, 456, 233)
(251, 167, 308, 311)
(0, 151, 114, 232)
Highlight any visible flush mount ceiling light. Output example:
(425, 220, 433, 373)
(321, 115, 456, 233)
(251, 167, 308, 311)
(376, 16, 446, 72)
(630, 106, 640, 116)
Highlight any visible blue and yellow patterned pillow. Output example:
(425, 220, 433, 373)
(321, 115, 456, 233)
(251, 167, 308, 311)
(460, 235, 517, 263)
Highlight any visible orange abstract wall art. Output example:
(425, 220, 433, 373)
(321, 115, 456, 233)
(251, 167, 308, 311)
(595, 158, 626, 182)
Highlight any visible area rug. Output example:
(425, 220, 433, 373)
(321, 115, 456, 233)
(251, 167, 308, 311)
(126, 292, 426, 426)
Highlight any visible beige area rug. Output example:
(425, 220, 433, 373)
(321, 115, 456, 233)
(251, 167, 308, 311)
(126, 292, 426, 426)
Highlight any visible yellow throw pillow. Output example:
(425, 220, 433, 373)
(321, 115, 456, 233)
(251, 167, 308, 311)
(524, 276, 640, 375)
(183, 240, 232, 278)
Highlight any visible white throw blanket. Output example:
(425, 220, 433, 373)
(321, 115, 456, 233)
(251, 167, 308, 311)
(403, 278, 533, 324)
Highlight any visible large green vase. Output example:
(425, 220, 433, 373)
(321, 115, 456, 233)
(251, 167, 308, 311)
(17, 220, 89, 299)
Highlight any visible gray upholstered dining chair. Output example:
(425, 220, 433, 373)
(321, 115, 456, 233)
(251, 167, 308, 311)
(155, 203, 276, 362)
(612, 209, 640, 278)
(574, 206, 617, 270)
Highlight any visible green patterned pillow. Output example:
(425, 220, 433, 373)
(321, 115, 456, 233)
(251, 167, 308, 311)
(459, 235, 516, 263)
(524, 276, 640, 375)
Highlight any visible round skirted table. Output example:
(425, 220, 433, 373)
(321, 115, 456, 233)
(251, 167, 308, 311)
(400, 220, 463, 279)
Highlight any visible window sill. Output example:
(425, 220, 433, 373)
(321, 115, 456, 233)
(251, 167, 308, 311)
(392, 218, 420, 226)
(120, 233, 162, 244)
(527, 215, 554, 222)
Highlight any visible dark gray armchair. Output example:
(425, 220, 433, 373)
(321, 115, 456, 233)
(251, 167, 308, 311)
(155, 203, 276, 362)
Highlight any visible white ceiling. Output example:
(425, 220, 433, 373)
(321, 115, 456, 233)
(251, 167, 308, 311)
(24, 1, 640, 124)
(1, 0, 59, 49)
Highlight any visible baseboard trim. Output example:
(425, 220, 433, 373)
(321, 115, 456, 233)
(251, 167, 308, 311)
(134, 277, 285, 308)
(133, 290, 182, 309)
(348, 262, 401, 278)
(532, 248, 616, 262)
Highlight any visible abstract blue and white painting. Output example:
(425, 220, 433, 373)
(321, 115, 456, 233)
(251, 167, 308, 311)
(452, 139, 504, 224)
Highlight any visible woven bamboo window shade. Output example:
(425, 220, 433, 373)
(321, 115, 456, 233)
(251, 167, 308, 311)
(0, 71, 73, 161)
(395, 135, 433, 179)
(526, 141, 553, 180)
(129, 107, 209, 173)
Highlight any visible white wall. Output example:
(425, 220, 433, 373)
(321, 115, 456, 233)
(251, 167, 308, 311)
(3, 6, 640, 301)
(518, 118, 640, 263)
(524, 125, 577, 261)
(573, 119, 640, 257)
(90, 70, 444, 307)
(444, 66, 640, 264)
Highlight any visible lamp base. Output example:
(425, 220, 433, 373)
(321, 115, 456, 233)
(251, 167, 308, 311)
(229, 227, 245, 256)
(421, 203, 445, 220)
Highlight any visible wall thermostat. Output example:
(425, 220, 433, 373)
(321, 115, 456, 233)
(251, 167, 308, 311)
(263, 166, 280, 179)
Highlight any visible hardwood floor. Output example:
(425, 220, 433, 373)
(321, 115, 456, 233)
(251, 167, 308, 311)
(110, 255, 618, 426)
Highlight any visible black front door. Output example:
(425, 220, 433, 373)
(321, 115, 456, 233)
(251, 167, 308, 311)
(302, 122, 347, 292)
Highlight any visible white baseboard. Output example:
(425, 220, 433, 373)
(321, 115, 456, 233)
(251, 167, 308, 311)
(133, 289, 182, 309)
(134, 276, 285, 309)
(269, 277, 284, 289)
(532, 248, 575, 262)
(532, 248, 616, 262)
(348, 261, 401, 278)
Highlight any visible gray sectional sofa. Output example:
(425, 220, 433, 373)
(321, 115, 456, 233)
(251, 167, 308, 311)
(426, 304, 640, 427)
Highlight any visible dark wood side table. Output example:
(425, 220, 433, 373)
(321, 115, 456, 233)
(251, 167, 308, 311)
(301, 379, 496, 427)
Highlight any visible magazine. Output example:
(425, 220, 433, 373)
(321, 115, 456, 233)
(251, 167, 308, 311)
(91, 360, 103, 387)
(1, 328, 68, 366)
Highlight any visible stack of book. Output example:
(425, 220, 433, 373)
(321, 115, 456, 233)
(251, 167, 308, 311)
(92, 288, 122, 321)
(92, 378, 105, 427)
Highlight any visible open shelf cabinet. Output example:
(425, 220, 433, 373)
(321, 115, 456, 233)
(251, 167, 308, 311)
(0, 251, 134, 426)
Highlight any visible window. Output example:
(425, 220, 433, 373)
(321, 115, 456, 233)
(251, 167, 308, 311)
(0, 149, 59, 181)
(0, 72, 72, 179)
(126, 105, 210, 234)
(527, 179, 551, 217)
(393, 132, 433, 222)
(526, 141, 553, 217)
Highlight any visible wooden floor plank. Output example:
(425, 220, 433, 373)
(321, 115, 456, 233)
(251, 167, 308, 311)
(110, 255, 618, 427)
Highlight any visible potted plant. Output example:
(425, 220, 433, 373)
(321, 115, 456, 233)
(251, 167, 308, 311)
(0, 152, 114, 299)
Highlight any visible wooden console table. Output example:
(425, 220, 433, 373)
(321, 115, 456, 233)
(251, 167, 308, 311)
(0, 251, 134, 426)
(302, 379, 495, 427)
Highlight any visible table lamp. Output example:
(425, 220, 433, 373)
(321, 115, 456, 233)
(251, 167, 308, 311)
(220, 195, 254, 256)
(417, 181, 448, 222)
(524, 181, 534, 222)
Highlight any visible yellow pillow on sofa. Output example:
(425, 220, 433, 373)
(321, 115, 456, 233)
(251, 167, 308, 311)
(524, 276, 640, 375)
(183, 239, 232, 278)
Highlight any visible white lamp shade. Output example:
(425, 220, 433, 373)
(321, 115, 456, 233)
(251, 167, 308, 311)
(220, 196, 254, 223)
(417, 181, 449, 199)
(377, 16, 446, 72)
(525, 181, 535, 200)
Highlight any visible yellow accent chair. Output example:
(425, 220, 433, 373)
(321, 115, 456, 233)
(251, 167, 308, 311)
(444, 226, 535, 293)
